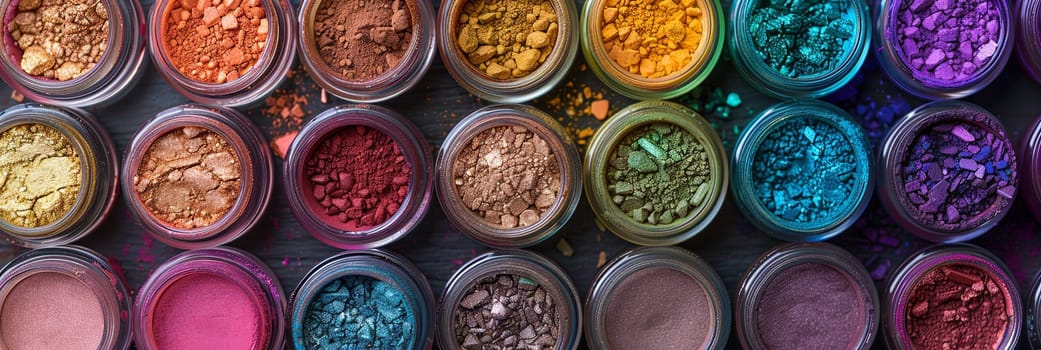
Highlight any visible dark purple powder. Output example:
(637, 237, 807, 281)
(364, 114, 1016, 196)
(755, 263, 865, 349)
(889, 0, 1003, 86)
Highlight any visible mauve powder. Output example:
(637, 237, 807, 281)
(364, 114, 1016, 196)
(0, 272, 104, 350)
(604, 266, 713, 350)
(755, 263, 864, 349)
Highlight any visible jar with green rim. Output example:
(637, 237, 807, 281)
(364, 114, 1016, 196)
(584, 101, 728, 246)
(580, 0, 724, 100)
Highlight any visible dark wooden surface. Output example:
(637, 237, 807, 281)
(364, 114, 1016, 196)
(3, 0, 1041, 348)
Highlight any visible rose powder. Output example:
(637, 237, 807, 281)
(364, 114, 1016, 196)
(0, 272, 104, 350)
(313, 0, 414, 81)
(604, 267, 713, 350)
(151, 272, 262, 349)
(755, 263, 865, 349)
(161, 0, 269, 84)
(904, 264, 1011, 349)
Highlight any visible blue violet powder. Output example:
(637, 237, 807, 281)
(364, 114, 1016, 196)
(303, 275, 415, 349)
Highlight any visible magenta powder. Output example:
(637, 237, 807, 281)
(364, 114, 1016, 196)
(604, 266, 713, 350)
(755, 263, 865, 349)
(0, 272, 104, 350)
(151, 273, 262, 349)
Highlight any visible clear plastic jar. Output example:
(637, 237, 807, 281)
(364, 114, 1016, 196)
(435, 104, 581, 248)
(580, 0, 724, 100)
(437, 250, 581, 350)
(1019, 113, 1041, 221)
(878, 100, 1016, 243)
(0, 104, 118, 248)
(584, 101, 727, 246)
(874, 0, 1012, 99)
(728, 0, 871, 98)
(284, 104, 433, 249)
(0, 245, 132, 350)
(1026, 264, 1041, 348)
(437, 0, 579, 103)
(133, 247, 287, 350)
(883, 244, 1021, 349)
(147, 0, 297, 108)
(731, 100, 873, 242)
(298, 0, 436, 103)
(122, 104, 273, 249)
(0, 0, 147, 107)
(1017, 0, 1041, 85)
(736, 242, 879, 349)
(585, 246, 730, 350)
(289, 249, 435, 350)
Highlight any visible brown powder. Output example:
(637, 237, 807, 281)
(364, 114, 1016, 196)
(162, 0, 269, 84)
(313, 0, 414, 81)
(0, 124, 81, 228)
(452, 125, 561, 228)
(6, 0, 109, 80)
(904, 264, 1011, 349)
(455, 0, 558, 79)
(134, 126, 241, 230)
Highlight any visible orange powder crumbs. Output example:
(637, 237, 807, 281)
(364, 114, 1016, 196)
(591, 100, 609, 120)
(163, 0, 269, 84)
(600, 0, 704, 78)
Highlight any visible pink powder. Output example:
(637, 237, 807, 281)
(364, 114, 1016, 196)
(0, 272, 105, 350)
(150, 272, 262, 349)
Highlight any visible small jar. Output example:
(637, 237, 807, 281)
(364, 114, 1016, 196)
(736, 243, 879, 349)
(437, 250, 582, 350)
(1026, 265, 1041, 348)
(728, 0, 871, 98)
(285, 104, 432, 249)
(1020, 114, 1041, 222)
(437, 0, 579, 102)
(0, 0, 147, 107)
(878, 100, 1016, 243)
(298, 0, 436, 102)
(435, 104, 581, 248)
(585, 246, 730, 350)
(874, 0, 1012, 99)
(731, 100, 873, 242)
(580, 0, 724, 100)
(584, 101, 727, 246)
(883, 244, 1021, 349)
(1017, 0, 1041, 85)
(133, 247, 286, 350)
(0, 245, 132, 350)
(147, 0, 297, 107)
(0, 104, 118, 248)
(122, 104, 273, 249)
(289, 249, 435, 350)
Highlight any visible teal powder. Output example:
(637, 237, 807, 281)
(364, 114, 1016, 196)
(302, 276, 415, 350)
(748, 0, 856, 78)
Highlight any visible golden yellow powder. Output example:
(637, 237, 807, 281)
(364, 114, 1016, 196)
(0, 124, 81, 228)
(600, 0, 704, 78)
(456, 0, 558, 79)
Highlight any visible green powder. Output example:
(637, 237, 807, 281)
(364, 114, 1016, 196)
(606, 123, 711, 225)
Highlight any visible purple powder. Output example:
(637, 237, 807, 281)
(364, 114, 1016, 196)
(755, 263, 866, 349)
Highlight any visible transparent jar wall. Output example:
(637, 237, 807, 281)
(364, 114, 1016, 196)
(1016, 0, 1041, 85)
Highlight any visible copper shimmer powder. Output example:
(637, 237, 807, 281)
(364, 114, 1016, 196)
(755, 263, 864, 349)
(0, 272, 104, 350)
(904, 264, 1011, 349)
(604, 267, 712, 349)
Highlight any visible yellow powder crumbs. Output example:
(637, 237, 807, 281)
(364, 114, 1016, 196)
(0, 124, 81, 228)
(600, 0, 704, 78)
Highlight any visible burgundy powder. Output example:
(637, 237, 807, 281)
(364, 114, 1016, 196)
(904, 264, 1011, 349)
(755, 263, 865, 349)
(303, 125, 411, 231)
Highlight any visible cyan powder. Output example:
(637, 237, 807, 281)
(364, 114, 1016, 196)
(748, 0, 856, 78)
(303, 276, 415, 349)
(752, 118, 856, 223)
(890, 0, 1002, 85)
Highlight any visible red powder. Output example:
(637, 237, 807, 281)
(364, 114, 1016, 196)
(303, 125, 410, 231)
(904, 264, 1011, 349)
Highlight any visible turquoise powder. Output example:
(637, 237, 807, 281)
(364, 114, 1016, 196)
(302, 275, 415, 350)
(748, 0, 857, 78)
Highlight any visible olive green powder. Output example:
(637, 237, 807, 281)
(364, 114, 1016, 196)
(606, 123, 711, 225)
(0, 124, 81, 228)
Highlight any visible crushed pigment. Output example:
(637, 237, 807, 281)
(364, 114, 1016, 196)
(455, 0, 558, 79)
(890, 0, 1003, 85)
(313, 0, 414, 81)
(162, 0, 269, 84)
(0, 124, 81, 228)
(748, 0, 855, 78)
(904, 264, 1011, 349)
(454, 274, 560, 349)
(600, 0, 704, 78)
(6, 0, 109, 80)
(606, 123, 711, 225)
(135, 126, 241, 230)
(303, 275, 415, 349)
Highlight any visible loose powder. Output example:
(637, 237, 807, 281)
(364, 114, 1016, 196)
(455, 0, 558, 79)
(304, 125, 411, 231)
(606, 123, 711, 225)
(904, 264, 1011, 349)
(600, 0, 704, 78)
(604, 267, 712, 350)
(162, 0, 269, 84)
(891, 0, 1002, 85)
(0, 272, 104, 350)
(755, 263, 864, 350)
(313, 0, 414, 81)
(752, 118, 857, 224)
(302, 275, 415, 349)
(454, 274, 560, 349)
(748, 0, 855, 78)
(0, 124, 81, 228)
(152, 273, 262, 349)
(452, 125, 561, 229)
(899, 119, 1015, 231)
(135, 126, 242, 230)
(5, 0, 108, 80)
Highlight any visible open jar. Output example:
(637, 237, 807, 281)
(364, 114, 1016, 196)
(1017, 0, 1041, 85)
(584, 101, 727, 246)
(122, 104, 273, 249)
(1019, 114, 1041, 221)
(0, 0, 147, 107)
(0, 104, 118, 248)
